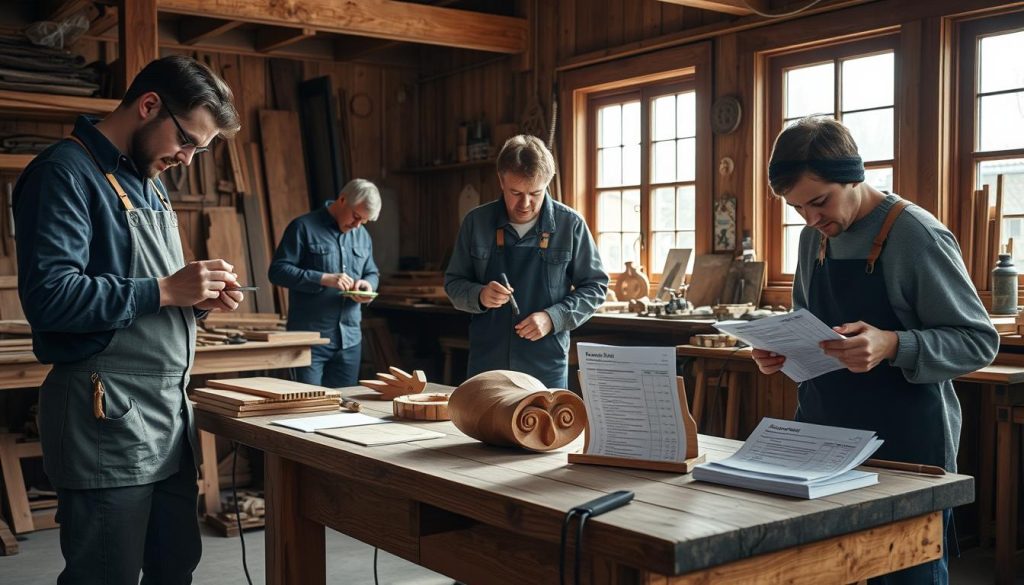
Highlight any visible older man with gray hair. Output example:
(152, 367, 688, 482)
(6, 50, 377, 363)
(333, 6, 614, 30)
(270, 178, 381, 386)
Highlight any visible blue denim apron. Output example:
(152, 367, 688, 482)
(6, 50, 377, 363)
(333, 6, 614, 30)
(800, 200, 952, 584)
(38, 136, 197, 490)
(467, 227, 569, 389)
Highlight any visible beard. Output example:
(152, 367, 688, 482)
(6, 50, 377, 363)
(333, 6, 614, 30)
(129, 119, 177, 178)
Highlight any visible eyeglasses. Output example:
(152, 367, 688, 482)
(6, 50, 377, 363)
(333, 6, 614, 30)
(158, 94, 210, 155)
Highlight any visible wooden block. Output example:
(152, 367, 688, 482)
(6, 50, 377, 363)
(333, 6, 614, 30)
(241, 331, 322, 343)
(207, 377, 328, 400)
(392, 393, 451, 421)
(193, 400, 339, 418)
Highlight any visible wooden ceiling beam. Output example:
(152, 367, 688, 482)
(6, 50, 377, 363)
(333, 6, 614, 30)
(656, 0, 768, 16)
(157, 0, 527, 54)
(255, 26, 316, 53)
(178, 17, 243, 45)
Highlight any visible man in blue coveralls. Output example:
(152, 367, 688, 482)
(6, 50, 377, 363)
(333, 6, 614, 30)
(445, 135, 608, 389)
(269, 178, 381, 387)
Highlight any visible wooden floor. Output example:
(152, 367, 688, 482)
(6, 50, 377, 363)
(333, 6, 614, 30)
(0, 523, 1016, 584)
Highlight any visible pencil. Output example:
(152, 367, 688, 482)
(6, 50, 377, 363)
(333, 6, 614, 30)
(862, 458, 945, 476)
(499, 272, 520, 316)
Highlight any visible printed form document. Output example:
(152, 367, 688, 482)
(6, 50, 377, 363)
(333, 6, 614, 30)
(692, 418, 884, 498)
(713, 309, 846, 383)
(576, 343, 686, 463)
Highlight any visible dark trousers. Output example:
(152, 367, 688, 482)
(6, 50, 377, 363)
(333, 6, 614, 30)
(293, 340, 361, 388)
(869, 508, 953, 585)
(55, 446, 201, 585)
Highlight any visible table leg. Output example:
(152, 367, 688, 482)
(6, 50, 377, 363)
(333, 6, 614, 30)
(979, 385, 996, 547)
(995, 405, 1021, 585)
(199, 430, 220, 517)
(725, 372, 741, 440)
(0, 516, 17, 555)
(692, 362, 707, 431)
(266, 453, 325, 585)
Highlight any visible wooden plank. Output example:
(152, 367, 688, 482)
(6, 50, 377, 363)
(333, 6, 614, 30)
(242, 330, 322, 343)
(203, 207, 254, 313)
(259, 110, 312, 248)
(240, 143, 277, 313)
(179, 17, 243, 45)
(118, 0, 158, 94)
(206, 376, 328, 400)
(256, 26, 317, 53)
(664, 512, 942, 584)
(0, 434, 32, 533)
(656, 0, 766, 16)
(158, 0, 528, 54)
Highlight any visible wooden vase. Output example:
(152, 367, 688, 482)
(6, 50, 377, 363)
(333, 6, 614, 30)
(448, 370, 587, 452)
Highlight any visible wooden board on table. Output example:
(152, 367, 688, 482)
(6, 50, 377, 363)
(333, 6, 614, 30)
(201, 312, 284, 328)
(206, 377, 329, 400)
(193, 400, 339, 418)
(193, 386, 339, 407)
(242, 330, 322, 343)
(687, 254, 733, 307)
(204, 207, 254, 313)
(0, 320, 30, 335)
(259, 110, 311, 249)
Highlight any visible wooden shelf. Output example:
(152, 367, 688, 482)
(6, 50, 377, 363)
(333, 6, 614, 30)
(0, 154, 34, 172)
(397, 158, 496, 173)
(0, 89, 119, 120)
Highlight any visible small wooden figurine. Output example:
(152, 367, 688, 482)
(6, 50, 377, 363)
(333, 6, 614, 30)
(359, 367, 427, 399)
(614, 261, 651, 302)
(448, 370, 586, 452)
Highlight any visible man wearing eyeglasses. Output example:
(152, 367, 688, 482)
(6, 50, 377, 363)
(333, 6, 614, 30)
(269, 179, 381, 387)
(12, 55, 242, 584)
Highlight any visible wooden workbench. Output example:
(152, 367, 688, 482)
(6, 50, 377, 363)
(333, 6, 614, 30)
(198, 384, 973, 585)
(0, 336, 328, 554)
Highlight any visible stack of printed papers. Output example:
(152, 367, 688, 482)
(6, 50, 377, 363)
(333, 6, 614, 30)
(693, 418, 883, 499)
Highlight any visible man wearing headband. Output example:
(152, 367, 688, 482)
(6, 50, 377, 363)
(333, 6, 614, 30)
(753, 116, 991, 581)
(752, 117, 997, 583)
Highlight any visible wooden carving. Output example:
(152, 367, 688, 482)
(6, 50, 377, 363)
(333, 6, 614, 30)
(359, 367, 427, 399)
(614, 261, 650, 302)
(448, 370, 587, 452)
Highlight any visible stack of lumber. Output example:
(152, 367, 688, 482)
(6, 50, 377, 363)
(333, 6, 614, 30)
(208, 489, 265, 536)
(191, 377, 340, 418)
(376, 271, 449, 305)
(197, 312, 321, 345)
(966, 175, 1008, 291)
(0, 34, 100, 96)
(688, 333, 739, 348)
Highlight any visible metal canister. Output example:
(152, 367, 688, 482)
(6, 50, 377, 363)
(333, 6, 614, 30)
(991, 253, 1019, 315)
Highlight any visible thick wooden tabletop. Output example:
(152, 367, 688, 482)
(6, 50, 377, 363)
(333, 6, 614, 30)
(196, 383, 973, 577)
(0, 337, 329, 390)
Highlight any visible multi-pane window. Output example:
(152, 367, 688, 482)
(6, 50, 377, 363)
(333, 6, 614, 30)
(768, 36, 898, 279)
(592, 82, 697, 276)
(966, 25, 1024, 264)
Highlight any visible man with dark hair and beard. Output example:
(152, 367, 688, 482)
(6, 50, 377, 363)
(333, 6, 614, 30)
(13, 55, 243, 584)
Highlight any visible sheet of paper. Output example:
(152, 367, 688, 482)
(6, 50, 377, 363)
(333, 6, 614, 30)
(719, 417, 882, 481)
(713, 309, 846, 382)
(576, 343, 686, 463)
(270, 412, 388, 433)
(316, 424, 445, 446)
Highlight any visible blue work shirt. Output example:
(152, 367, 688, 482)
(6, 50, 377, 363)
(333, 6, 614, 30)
(445, 196, 608, 335)
(13, 116, 181, 364)
(268, 204, 380, 349)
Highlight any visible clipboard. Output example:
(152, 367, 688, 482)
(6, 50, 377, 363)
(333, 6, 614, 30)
(568, 375, 704, 473)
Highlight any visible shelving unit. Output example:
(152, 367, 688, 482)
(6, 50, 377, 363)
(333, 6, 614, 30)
(0, 89, 120, 173)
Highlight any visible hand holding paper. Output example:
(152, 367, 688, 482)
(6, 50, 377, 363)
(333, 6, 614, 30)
(820, 321, 899, 373)
(713, 309, 846, 383)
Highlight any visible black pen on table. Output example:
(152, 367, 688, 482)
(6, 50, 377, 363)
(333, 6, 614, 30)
(499, 272, 520, 316)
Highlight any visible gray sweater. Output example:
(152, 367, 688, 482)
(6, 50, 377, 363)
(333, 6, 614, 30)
(793, 193, 998, 471)
(793, 193, 999, 381)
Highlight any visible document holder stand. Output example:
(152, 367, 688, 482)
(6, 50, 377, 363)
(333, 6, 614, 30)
(568, 376, 705, 473)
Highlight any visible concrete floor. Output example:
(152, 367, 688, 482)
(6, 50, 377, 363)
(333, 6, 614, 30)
(0, 522, 1019, 584)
